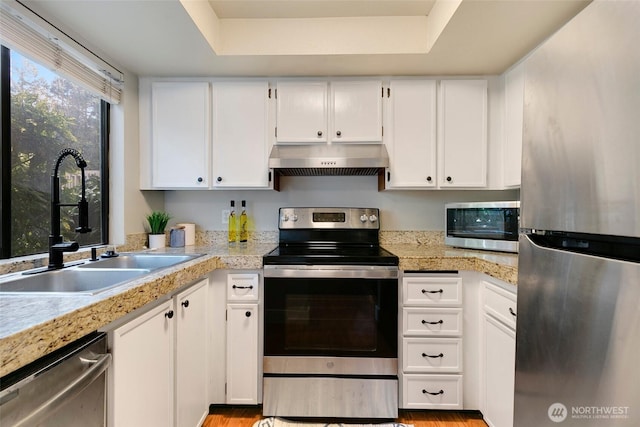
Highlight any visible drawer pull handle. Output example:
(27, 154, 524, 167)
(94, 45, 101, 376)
(422, 352, 444, 359)
(422, 319, 444, 325)
(232, 285, 254, 289)
(509, 307, 517, 317)
(422, 389, 444, 396)
(422, 289, 443, 294)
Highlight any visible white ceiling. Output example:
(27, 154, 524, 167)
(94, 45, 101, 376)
(20, 0, 591, 77)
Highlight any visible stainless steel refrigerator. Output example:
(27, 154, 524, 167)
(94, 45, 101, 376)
(515, 1, 640, 426)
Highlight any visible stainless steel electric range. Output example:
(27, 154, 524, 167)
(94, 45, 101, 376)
(262, 207, 399, 419)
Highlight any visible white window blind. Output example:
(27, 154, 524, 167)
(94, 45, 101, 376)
(0, 3, 123, 104)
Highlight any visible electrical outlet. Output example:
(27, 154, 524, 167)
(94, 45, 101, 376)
(222, 209, 230, 224)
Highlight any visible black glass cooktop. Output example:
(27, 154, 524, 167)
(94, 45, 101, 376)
(263, 244, 399, 266)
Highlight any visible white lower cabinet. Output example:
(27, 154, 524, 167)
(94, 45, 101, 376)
(225, 272, 261, 404)
(226, 304, 259, 403)
(176, 281, 209, 427)
(108, 278, 208, 427)
(400, 273, 463, 409)
(481, 280, 517, 427)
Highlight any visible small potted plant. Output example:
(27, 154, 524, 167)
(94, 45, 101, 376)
(146, 211, 171, 249)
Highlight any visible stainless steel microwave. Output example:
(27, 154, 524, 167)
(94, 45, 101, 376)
(445, 201, 520, 253)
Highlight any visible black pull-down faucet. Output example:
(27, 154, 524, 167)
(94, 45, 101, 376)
(48, 148, 92, 269)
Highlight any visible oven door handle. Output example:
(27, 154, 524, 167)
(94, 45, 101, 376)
(263, 265, 398, 279)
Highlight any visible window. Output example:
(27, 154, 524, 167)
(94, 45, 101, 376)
(0, 46, 109, 258)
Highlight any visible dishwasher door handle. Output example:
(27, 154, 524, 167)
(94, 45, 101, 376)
(10, 353, 111, 427)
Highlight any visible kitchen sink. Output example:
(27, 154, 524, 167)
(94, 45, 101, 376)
(77, 253, 201, 271)
(0, 252, 204, 295)
(0, 268, 150, 295)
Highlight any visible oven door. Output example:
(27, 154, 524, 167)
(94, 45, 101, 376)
(263, 265, 399, 417)
(263, 265, 398, 375)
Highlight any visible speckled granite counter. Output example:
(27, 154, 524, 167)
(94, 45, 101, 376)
(0, 243, 276, 377)
(0, 240, 517, 378)
(383, 243, 518, 285)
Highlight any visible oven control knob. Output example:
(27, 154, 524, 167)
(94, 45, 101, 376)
(360, 214, 368, 223)
(369, 214, 378, 223)
(291, 214, 298, 222)
(281, 214, 289, 222)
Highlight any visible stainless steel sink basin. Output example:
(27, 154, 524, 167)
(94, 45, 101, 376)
(77, 253, 201, 271)
(0, 252, 204, 295)
(0, 268, 150, 295)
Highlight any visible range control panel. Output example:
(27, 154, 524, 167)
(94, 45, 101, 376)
(278, 207, 380, 230)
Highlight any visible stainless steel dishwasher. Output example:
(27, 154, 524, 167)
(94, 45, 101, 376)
(0, 332, 111, 427)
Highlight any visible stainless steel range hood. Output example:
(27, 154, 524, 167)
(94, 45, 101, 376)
(268, 144, 389, 176)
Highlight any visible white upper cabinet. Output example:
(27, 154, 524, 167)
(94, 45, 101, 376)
(150, 81, 210, 189)
(212, 81, 271, 188)
(438, 80, 488, 188)
(276, 81, 328, 143)
(276, 80, 382, 143)
(385, 80, 437, 188)
(330, 80, 382, 142)
(503, 62, 524, 188)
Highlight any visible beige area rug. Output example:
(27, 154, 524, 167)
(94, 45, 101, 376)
(253, 418, 413, 427)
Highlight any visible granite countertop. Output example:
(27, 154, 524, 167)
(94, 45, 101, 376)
(0, 242, 517, 377)
(0, 243, 276, 377)
(383, 243, 518, 285)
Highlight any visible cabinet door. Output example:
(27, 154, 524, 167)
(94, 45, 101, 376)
(276, 81, 328, 142)
(110, 301, 174, 427)
(330, 81, 382, 142)
(504, 63, 524, 188)
(176, 280, 208, 427)
(385, 80, 437, 188)
(151, 81, 210, 188)
(226, 304, 259, 404)
(438, 80, 487, 188)
(212, 82, 271, 188)
(483, 315, 516, 427)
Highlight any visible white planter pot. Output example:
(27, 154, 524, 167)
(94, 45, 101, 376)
(148, 233, 166, 249)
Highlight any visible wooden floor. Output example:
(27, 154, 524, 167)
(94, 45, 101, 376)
(203, 406, 488, 427)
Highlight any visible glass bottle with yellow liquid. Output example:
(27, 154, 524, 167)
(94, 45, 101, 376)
(228, 200, 236, 246)
(239, 200, 248, 247)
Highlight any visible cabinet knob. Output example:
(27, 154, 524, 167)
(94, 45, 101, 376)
(336, 130, 342, 137)
(181, 300, 189, 308)
(165, 310, 174, 319)
(197, 177, 203, 183)
(245, 311, 252, 318)
(426, 176, 432, 182)
(217, 176, 222, 182)
(317, 131, 323, 137)
(446, 176, 452, 182)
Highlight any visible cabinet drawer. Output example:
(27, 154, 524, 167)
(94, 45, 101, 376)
(227, 273, 259, 302)
(402, 374, 463, 409)
(403, 338, 462, 373)
(403, 308, 463, 336)
(483, 281, 517, 330)
(403, 276, 462, 306)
